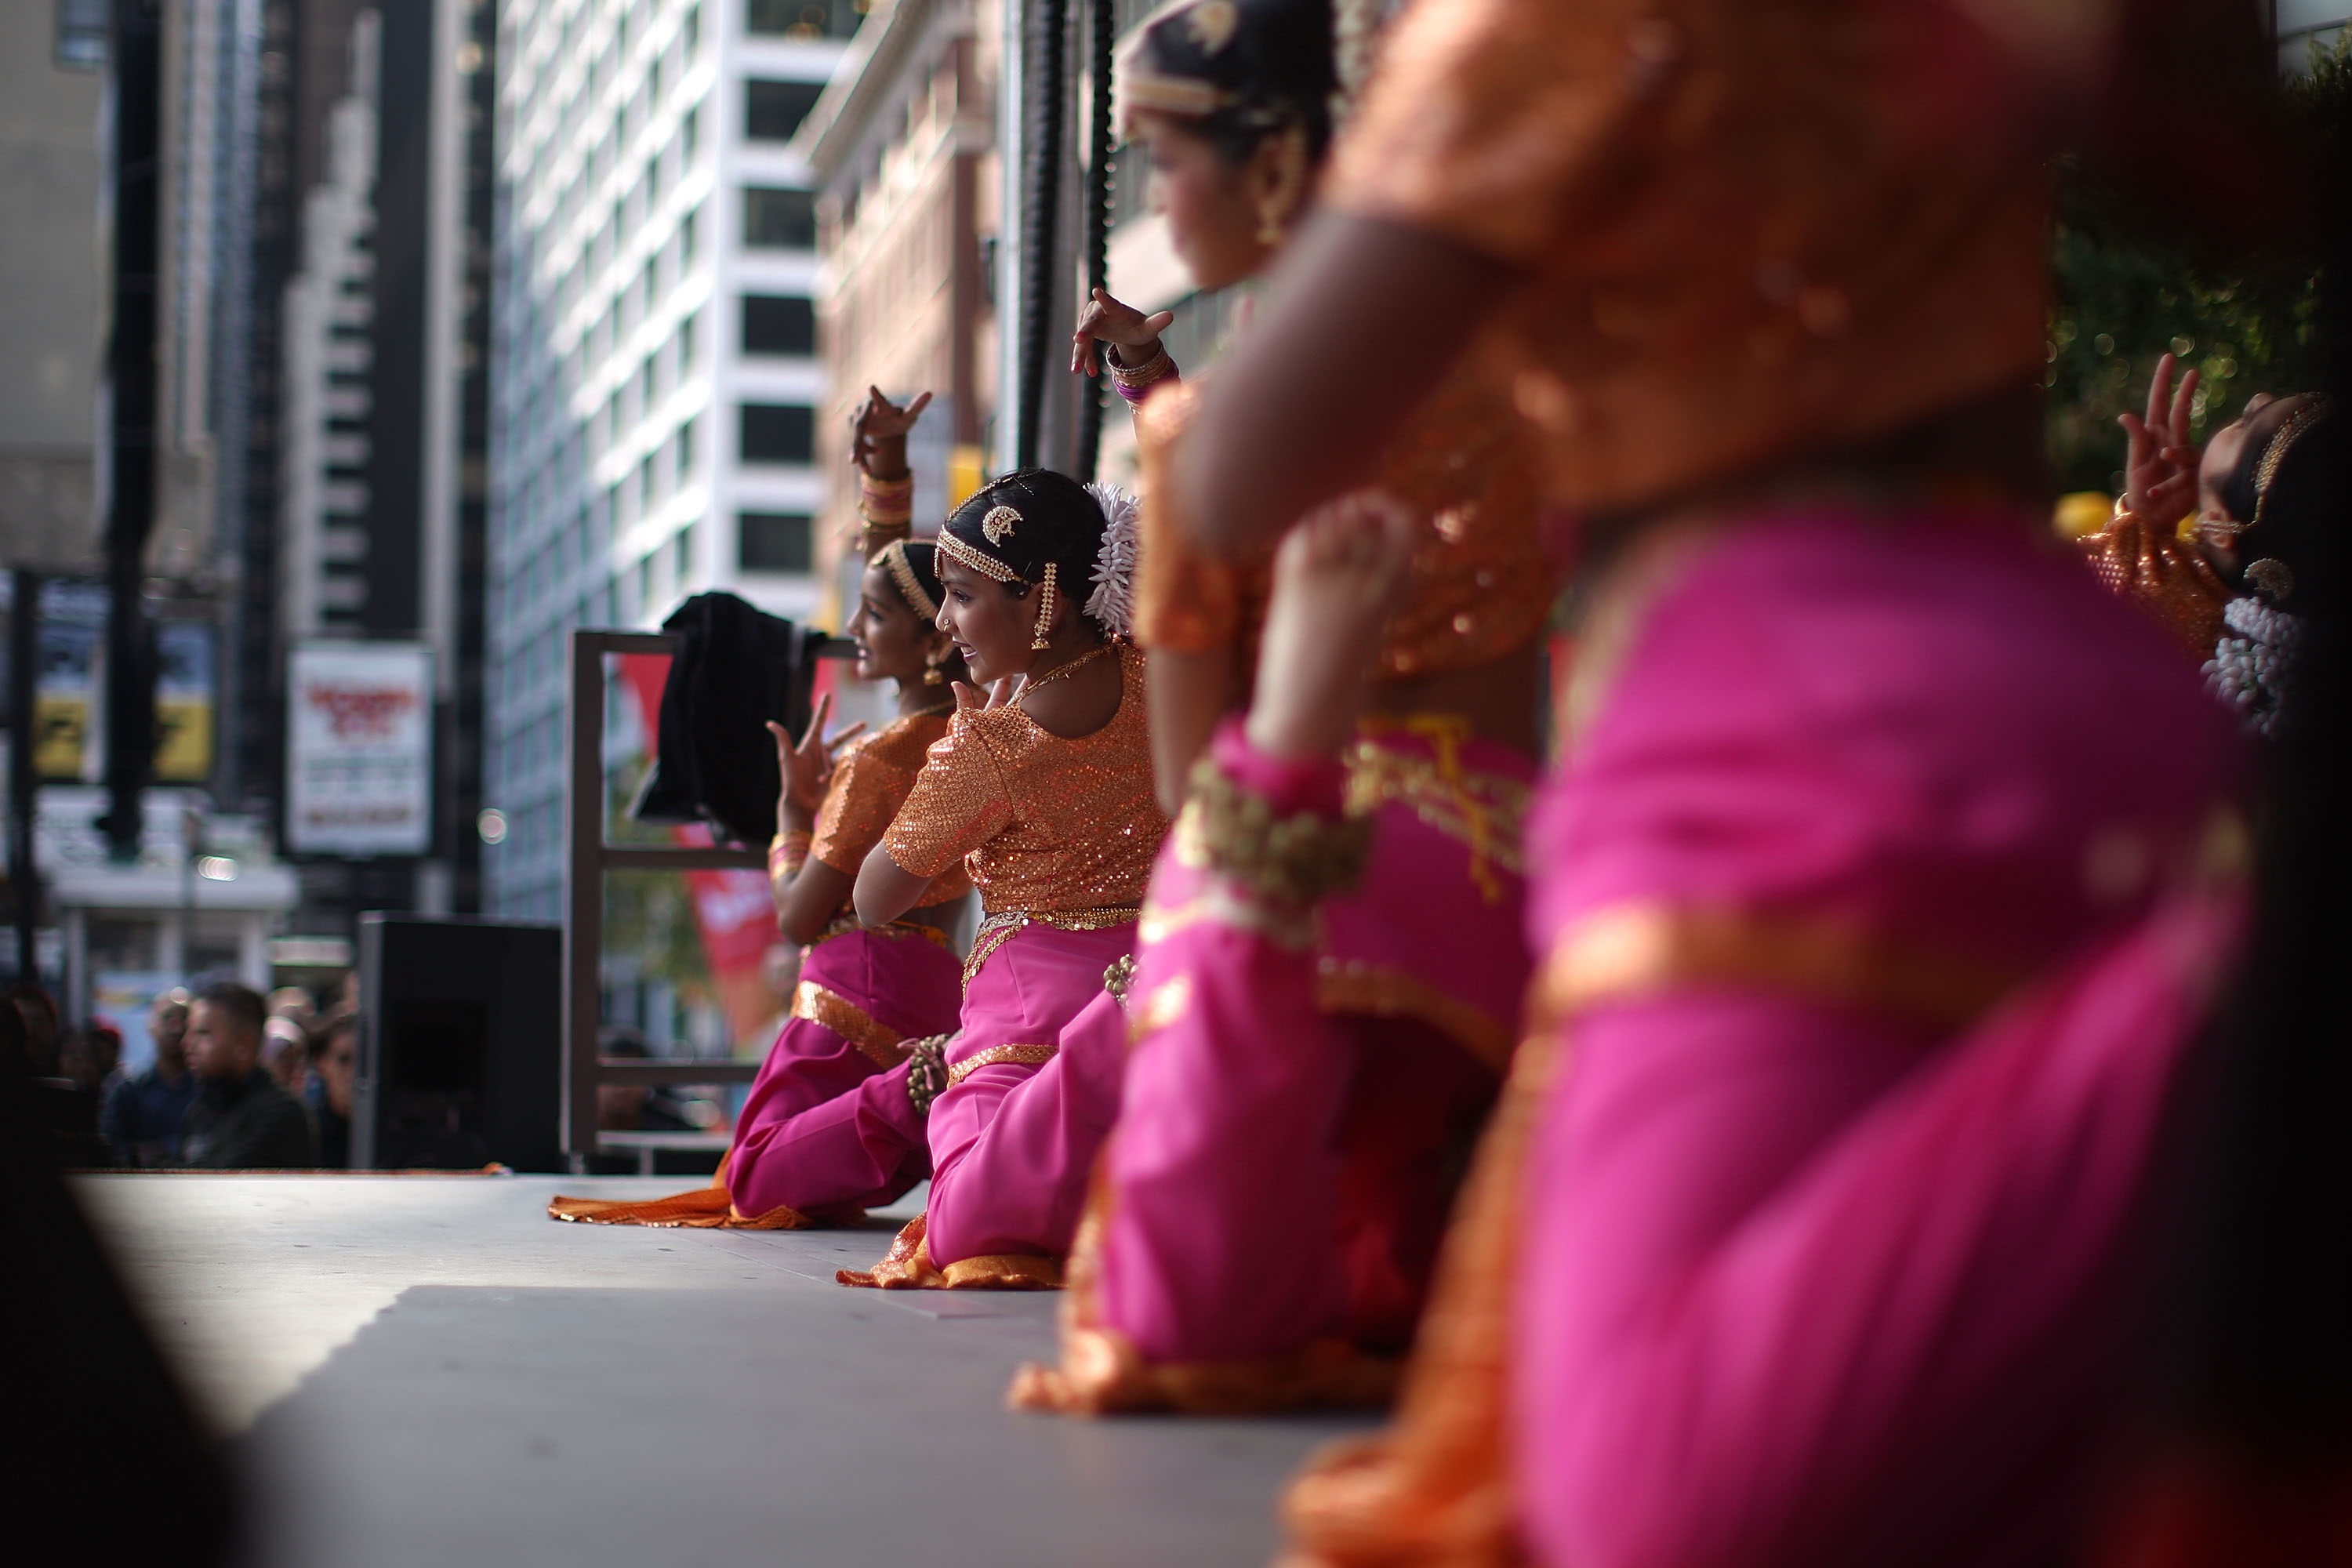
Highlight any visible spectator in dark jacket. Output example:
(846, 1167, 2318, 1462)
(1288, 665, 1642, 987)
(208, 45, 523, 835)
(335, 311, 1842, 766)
(181, 982, 315, 1169)
(102, 991, 198, 1167)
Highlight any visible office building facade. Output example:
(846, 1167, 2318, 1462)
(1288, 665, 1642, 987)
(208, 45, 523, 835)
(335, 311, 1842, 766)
(485, 0, 860, 919)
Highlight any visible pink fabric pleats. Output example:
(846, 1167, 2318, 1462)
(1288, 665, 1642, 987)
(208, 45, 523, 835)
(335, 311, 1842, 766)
(921, 920, 1136, 1268)
(1094, 723, 1523, 1367)
(724, 927, 962, 1221)
(1508, 508, 2245, 1567)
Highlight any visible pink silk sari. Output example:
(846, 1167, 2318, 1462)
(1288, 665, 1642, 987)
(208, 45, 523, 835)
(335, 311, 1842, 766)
(1006, 728, 1533, 1412)
(833, 918, 1137, 1287)
(724, 924, 962, 1220)
(921, 920, 1138, 1266)
(1501, 508, 2245, 1566)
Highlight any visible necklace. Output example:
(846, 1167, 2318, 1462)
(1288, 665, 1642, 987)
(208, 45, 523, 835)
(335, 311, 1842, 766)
(1017, 642, 1115, 699)
(899, 697, 956, 720)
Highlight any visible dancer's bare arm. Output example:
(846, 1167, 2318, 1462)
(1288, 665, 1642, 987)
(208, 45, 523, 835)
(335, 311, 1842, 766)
(1178, 213, 1513, 557)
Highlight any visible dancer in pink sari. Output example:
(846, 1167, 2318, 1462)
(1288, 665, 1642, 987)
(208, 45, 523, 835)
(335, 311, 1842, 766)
(1073, 0, 2266, 1559)
(1014, 0, 1555, 1414)
(549, 390, 967, 1229)
(841, 469, 1167, 1288)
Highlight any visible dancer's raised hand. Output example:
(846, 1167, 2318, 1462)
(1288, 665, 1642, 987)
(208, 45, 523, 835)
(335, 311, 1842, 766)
(851, 386, 933, 475)
(1071, 289, 1175, 376)
(2117, 353, 2201, 528)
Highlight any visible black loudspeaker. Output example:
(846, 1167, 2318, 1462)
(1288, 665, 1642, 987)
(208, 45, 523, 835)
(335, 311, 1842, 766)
(354, 915, 563, 1172)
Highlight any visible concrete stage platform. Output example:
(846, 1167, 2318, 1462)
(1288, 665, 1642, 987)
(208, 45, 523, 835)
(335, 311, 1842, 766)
(76, 1174, 1376, 1568)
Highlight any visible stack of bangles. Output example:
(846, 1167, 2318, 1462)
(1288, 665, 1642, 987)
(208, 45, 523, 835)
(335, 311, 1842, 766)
(1171, 720, 1374, 948)
(858, 472, 914, 555)
(1106, 341, 1176, 407)
(769, 829, 811, 889)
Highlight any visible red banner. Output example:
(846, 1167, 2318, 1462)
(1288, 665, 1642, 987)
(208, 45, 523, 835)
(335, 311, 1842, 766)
(615, 654, 837, 1052)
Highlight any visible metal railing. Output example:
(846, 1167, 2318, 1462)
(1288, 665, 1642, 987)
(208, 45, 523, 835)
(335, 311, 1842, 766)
(560, 628, 768, 1171)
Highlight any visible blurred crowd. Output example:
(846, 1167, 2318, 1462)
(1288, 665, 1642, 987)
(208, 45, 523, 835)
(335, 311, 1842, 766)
(9, 973, 360, 1171)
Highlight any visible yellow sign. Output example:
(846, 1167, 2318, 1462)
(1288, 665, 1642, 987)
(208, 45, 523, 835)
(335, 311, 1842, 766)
(155, 695, 213, 782)
(34, 695, 87, 779)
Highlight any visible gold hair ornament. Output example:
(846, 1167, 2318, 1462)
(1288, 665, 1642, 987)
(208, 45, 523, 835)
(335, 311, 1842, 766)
(1032, 561, 1060, 650)
(2250, 396, 2334, 532)
(877, 540, 938, 622)
(982, 505, 1022, 546)
(935, 529, 1022, 584)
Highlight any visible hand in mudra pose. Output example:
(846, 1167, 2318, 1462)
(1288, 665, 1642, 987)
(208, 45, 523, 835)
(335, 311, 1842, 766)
(769, 692, 867, 827)
(1070, 289, 1175, 376)
(851, 385, 933, 474)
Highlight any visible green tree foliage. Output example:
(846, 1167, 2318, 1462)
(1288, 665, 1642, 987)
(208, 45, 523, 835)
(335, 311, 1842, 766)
(601, 756, 715, 1000)
(2046, 36, 2347, 495)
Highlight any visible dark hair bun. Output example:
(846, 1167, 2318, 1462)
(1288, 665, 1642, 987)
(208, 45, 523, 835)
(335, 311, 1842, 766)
(939, 469, 1118, 632)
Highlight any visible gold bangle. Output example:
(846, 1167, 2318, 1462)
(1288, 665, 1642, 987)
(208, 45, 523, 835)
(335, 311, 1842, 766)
(770, 829, 811, 882)
(1171, 754, 1371, 909)
(858, 516, 913, 557)
(1107, 341, 1174, 391)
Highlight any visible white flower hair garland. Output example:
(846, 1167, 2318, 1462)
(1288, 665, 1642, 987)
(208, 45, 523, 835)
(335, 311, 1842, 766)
(1083, 481, 1141, 639)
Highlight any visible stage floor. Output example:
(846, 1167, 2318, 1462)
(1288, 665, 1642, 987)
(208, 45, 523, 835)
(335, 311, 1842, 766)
(76, 1174, 1374, 1568)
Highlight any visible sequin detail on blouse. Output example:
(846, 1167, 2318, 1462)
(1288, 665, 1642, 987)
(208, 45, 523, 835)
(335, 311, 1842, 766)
(1322, 0, 2054, 515)
(1133, 372, 1555, 681)
(883, 644, 1169, 915)
(811, 710, 973, 909)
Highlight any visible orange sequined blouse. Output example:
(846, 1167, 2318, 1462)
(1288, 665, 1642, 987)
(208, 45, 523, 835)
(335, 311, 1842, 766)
(882, 644, 1169, 915)
(1320, 0, 2056, 515)
(809, 709, 972, 909)
(1133, 368, 1554, 678)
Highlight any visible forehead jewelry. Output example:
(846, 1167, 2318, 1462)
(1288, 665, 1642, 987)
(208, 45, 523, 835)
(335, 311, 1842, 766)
(2250, 397, 2333, 532)
(982, 505, 1022, 546)
(877, 541, 938, 622)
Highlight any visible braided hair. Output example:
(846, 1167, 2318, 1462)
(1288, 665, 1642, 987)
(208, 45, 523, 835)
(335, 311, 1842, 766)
(1117, 0, 1337, 167)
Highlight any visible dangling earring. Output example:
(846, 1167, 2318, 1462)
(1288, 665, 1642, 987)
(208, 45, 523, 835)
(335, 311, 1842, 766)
(1254, 126, 1307, 247)
(923, 643, 947, 685)
(1030, 561, 1058, 651)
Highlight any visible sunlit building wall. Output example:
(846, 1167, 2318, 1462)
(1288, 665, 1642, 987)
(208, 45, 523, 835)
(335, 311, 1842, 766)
(797, 0, 1000, 638)
(485, 0, 861, 919)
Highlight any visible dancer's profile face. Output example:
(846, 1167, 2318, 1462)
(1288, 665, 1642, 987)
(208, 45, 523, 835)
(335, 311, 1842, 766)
(933, 555, 1034, 688)
(847, 561, 940, 687)
(1134, 111, 1272, 292)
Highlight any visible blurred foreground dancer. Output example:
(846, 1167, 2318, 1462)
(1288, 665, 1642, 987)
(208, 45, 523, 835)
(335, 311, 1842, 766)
(550, 390, 968, 1229)
(837, 470, 1167, 1288)
(2, 1001, 241, 1563)
(1105, 0, 2272, 1563)
(1014, 0, 1555, 1416)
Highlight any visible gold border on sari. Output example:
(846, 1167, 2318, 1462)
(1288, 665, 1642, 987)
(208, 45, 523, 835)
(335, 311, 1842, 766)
(1544, 900, 2022, 1033)
(790, 981, 915, 1070)
(1316, 959, 1515, 1076)
(836, 1212, 1065, 1290)
(1008, 1164, 1399, 1417)
(947, 1043, 1058, 1087)
(1343, 726, 1532, 890)
(964, 906, 1142, 989)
